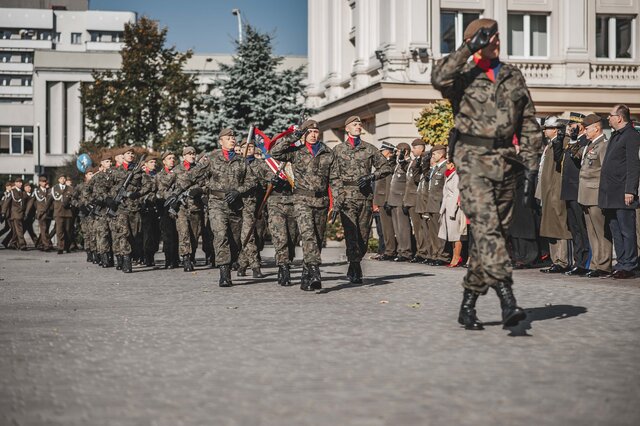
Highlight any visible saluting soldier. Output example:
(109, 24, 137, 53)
(271, 119, 340, 290)
(333, 116, 393, 284)
(405, 139, 430, 263)
(156, 151, 180, 269)
(51, 174, 74, 254)
(34, 176, 53, 251)
(372, 142, 397, 261)
(432, 18, 542, 330)
(578, 114, 611, 277)
(422, 144, 449, 266)
(386, 142, 412, 262)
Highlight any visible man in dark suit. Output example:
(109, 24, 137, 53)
(599, 104, 640, 278)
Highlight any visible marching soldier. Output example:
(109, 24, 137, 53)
(4, 178, 29, 250)
(22, 182, 38, 247)
(333, 116, 393, 283)
(72, 168, 96, 262)
(34, 176, 53, 251)
(141, 154, 161, 267)
(386, 142, 412, 262)
(51, 174, 74, 254)
(156, 151, 180, 268)
(372, 142, 397, 261)
(271, 119, 340, 290)
(432, 18, 542, 330)
(90, 153, 115, 267)
(169, 146, 206, 272)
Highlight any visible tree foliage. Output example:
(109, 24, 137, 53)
(195, 24, 311, 150)
(414, 99, 454, 146)
(81, 17, 201, 151)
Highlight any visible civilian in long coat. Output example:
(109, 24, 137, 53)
(536, 117, 572, 273)
(438, 161, 466, 267)
(598, 104, 640, 277)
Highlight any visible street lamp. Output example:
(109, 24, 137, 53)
(231, 8, 242, 44)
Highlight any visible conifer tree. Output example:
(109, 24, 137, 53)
(196, 24, 310, 149)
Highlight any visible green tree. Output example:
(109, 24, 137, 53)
(196, 24, 311, 149)
(81, 17, 201, 151)
(414, 99, 454, 146)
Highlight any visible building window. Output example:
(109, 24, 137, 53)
(71, 32, 82, 45)
(508, 13, 549, 58)
(596, 15, 634, 59)
(0, 127, 33, 155)
(440, 11, 480, 54)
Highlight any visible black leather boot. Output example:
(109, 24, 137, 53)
(101, 253, 109, 268)
(107, 252, 114, 267)
(145, 252, 155, 267)
(278, 264, 292, 286)
(219, 264, 232, 287)
(183, 255, 194, 272)
(116, 255, 123, 270)
(86, 250, 93, 262)
(351, 262, 362, 284)
(237, 266, 247, 277)
(458, 288, 484, 330)
(309, 265, 322, 290)
(252, 267, 265, 278)
(92, 251, 100, 264)
(494, 282, 526, 327)
(346, 262, 354, 282)
(300, 264, 311, 291)
(122, 255, 132, 273)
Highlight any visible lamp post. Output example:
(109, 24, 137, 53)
(231, 8, 242, 44)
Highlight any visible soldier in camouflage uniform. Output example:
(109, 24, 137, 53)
(432, 18, 542, 330)
(156, 151, 180, 269)
(237, 139, 268, 279)
(140, 155, 160, 267)
(271, 119, 340, 291)
(107, 147, 146, 273)
(333, 116, 393, 284)
(72, 168, 96, 262)
(89, 153, 115, 267)
(168, 146, 206, 272)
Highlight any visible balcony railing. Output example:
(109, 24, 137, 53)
(0, 62, 34, 73)
(0, 39, 52, 49)
(0, 86, 33, 96)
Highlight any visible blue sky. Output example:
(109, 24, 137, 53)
(90, 0, 307, 55)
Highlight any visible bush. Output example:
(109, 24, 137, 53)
(415, 99, 454, 146)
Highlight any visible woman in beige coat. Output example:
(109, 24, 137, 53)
(438, 161, 467, 267)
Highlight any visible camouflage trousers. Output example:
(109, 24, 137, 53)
(267, 196, 298, 265)
(339, 199, 373, 263)
(456, 145, 516, 294)
(80, 216, 96, 252)
(294, 201, 327, 266)
(238, 197, 260, 269)
(110, 211, 141, 256)
(176, 209, 202, 257)
(160, 210, 178, 261)
(95, 214, 112, 254)
(208, 199, 242, 266)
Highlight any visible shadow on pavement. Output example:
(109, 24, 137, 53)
(485, 304, 588, 337)
(317, 272, 434, 294)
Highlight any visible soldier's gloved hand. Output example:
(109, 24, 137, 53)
(466, 23, 497, 53)
(383, 202, 393, 215)
(357, 174, 376, 189)
(224, 189, 240, 204)
(164, 194, 178, 208)
(293, 128, 306, 141)
(398, 150, 406, 163)
(105, 197, 117, 210)
(0, 213, 5, 222)
(189, 187, 203, 197)
(522, 170, 538, 209)
(415, 156, 422, 169)
(127, 191, 142, 200)
(402, 205, 410, 216)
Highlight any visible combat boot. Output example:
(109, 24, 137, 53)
(350, 262, 363, 284)
(86, 250, 93, 262)
(458, 288, 484, 330)
(101, 253, 109, 268)
(252, 267, 264, 278)
(92, 251, 100, 264)
(346, 262, 354, 282)
(122, 255, 133, 273)
(116, 255, 123, 270)
(494, 282, 526, 327)
(183, 255, 194, 272)
(145, 252, 155, 267)
(309, 265, 322, 290)
(219, 264, 232, 287)
(107, 252, 114, 267)
(300, 264, 311, 291)
(278, 264, 292, 286)
(237, 266, 247, 277)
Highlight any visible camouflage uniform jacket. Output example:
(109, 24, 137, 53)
(87, 170, 112, 216)
(109, 163, 144, 213)
(332, 139, 393, 202)
(156, 167, 176, 200)
(431, 43, 542, 171)
(270, 138, 339, 209)
(172, 161, 206, 213)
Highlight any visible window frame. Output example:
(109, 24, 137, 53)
(507, 12, 550, 60)
(0, 126, 33, 155)
(70, 32, 82, 45)
(595, 15, 636, 60)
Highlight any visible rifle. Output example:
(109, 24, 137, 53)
(107, 155, 146, 217)
(241, 163, 287, 248)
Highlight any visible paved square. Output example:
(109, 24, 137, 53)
(1, 247, 639, 425)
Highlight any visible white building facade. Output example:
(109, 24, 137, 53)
(307, 0, 640, 146)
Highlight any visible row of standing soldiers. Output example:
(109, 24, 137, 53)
(78, 117, 394, 289)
